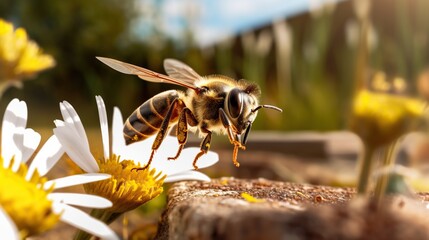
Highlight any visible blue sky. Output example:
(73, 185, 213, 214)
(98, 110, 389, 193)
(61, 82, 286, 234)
(136, 0, 345, 47)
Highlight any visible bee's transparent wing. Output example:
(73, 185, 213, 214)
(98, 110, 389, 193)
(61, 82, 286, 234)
(97, 57, 198, 91)
(163, 58, 204, 86)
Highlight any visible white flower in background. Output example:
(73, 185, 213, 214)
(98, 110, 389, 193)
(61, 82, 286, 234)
(0, 99, 118, 240)
(53, 96, 219, 221)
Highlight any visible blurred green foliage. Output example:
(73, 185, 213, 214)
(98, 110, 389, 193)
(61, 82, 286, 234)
(0, 0, 144, 125)
(0, 0, 428, 132)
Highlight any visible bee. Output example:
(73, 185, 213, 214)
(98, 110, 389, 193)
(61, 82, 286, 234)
(97, 57, 282, 169)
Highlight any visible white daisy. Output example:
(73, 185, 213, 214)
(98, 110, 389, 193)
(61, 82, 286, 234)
(53, 95, 218, 218)
(0, 99, 118, 240)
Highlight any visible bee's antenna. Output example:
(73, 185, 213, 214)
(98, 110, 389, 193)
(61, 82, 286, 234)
(252, 105, 283, 113)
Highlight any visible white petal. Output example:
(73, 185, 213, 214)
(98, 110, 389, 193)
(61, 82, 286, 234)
(10, 129, 24, 172)
(52, 202, 119, 240)
(115, 135, 154, 163)
(59, 101, 72, 122)
(44, 173, 111, 189)
(1, 99, 26, 169)
(27, 135, 64, 179)
(165, 171, 211, 182)
(54, 119, 65, 127)
(111, 107, 126, 154)
(0, 207, 19, 240)
(48, 193, 112, 208)
(153, 147, 219, 176)
(96, 96, 110, 160)
(118, 135, 218, 176)
(59, 101, 90, 147)
(180, 149, 219, 169)
(53, 126, 99, 172)
(21, 128, 41, 164)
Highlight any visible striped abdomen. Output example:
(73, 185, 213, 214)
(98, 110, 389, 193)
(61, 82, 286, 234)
(124, 90, 180, 145)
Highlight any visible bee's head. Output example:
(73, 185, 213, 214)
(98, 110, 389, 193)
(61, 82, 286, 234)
(224, 86, 282, 145)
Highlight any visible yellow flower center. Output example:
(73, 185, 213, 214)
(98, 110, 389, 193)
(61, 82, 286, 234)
(84, 155, 165, 213)
(0, 158, 60, 238)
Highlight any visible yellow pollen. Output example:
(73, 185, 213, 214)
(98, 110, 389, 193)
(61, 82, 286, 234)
(241, 192, 265, 203)
(0, 158, 60, 238)
(84, 155, 165, 213)
(133, 135, 139, 141)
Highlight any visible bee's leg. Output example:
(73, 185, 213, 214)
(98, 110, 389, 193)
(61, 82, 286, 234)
(232, 145, 241, 167)
(168, 108, 198, 160)
(219, 109, 244, 167)
(135, 98, 180, 170)
(193, 127, 212, 170)
(219, 109, 245, 148)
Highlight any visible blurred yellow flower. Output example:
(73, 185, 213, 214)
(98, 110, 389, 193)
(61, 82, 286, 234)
(0, 19, 55, 95)
(350, 90, 426, 148)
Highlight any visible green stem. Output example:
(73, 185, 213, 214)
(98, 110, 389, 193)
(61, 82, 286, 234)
(374, 140, 400, 204)
(357, 144, 375, 194)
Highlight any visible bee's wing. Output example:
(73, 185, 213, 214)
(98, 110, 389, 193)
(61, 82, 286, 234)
(163, 58, 204, 86)
(97, 57, 199, 91)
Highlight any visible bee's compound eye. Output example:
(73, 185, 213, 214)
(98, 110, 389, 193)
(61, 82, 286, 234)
(227, 88, 243, 118)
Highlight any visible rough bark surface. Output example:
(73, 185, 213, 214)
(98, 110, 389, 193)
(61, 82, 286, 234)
(156, 178, 429, 240)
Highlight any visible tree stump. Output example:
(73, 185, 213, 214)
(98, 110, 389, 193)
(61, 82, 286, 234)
(156, 178, 429, 240)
